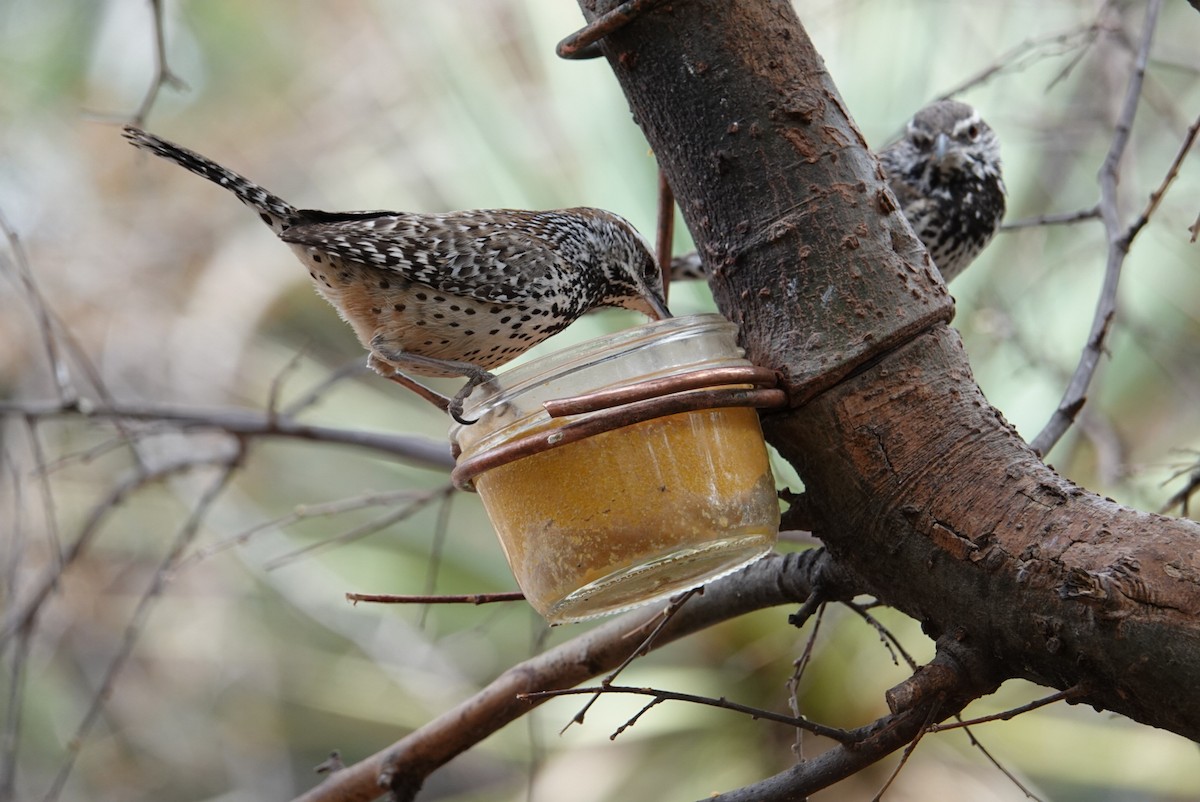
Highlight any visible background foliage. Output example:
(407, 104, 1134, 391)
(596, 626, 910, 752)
(1, 1, 1198, 800)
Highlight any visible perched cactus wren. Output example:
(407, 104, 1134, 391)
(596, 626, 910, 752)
(671, 99, 1006, 284)
(123, 127, 670, 423)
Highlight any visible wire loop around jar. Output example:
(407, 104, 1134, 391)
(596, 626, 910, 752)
(450, 366, 787, 491)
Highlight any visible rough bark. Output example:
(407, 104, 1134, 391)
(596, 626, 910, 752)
(586, 0, 1200, 740)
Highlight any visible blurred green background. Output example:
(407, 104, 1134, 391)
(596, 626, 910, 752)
(1, 1, 1198, 800)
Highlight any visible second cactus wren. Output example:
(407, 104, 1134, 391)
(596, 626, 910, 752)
(123, 128, 670, 423)
(671, 99, 1006, 284)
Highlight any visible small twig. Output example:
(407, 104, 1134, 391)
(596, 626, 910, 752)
(419, 492, 457, 628)
(1030, 0, 1163, 457)
(936, 21, 1106, 100)
(262, 485, 453, 570)
(959, 724, 1045, 801)
(347, 591, 525, 605)
(786, 601, 825, 760)
(556, 0, 669, 59)
(1121, 109, 1200, 246)
(0, 209, 74, 404)
(0, 454, 236, 648)
(42, 455, 242, 802)
(181, 488, 430, 567)
(655, 170, 675, 303)
(520, 685, 854, 743)
(559, 588, 701, 733)
(1001, 205, 1101, 230)
(870, 699, 942, 802)
(130, 0, 187, 126)
(844, 599, 918, 670)
(928, 686, 1081, 733)
(0, 397, 454, 472)
(281, 359, 368, 417)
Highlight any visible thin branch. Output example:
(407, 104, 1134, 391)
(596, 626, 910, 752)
(42, 455, 242, 802)
(419, 490, 456, 627)
(958, 725, 1044, 801)
(845, 599, 918, 670)
(870, 700, 942, 802)
(928, 686, 1081, 733)
(520, 684, 854, 743)
(0, 210, 74, 404)
(289, 551, 831, 802)
(1001, 205, 1101, 230)
(347, 591, 525, 605)
(935, 19, 1107, 100)
(130, 0, 187, 126)
(0, 397, 454, 472)
(0, 454, 235, 648)
(182, 488, 432, 567)
(786, 601, 825, 760)
(1121, 109, 1200, 245)
(262, 485, 453, 570)
(1030, 0, 1163, 457)
(560, 588, 701, 733)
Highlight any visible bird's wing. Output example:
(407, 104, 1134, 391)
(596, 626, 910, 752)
(280, 210, 569, 306)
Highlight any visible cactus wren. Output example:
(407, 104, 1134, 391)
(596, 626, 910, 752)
(671, 99, 1006, 284)
(123, 127, 670, 423)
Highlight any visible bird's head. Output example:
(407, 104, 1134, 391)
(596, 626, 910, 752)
(904, 99, 1002, 182)
(586, 210, 671, 320)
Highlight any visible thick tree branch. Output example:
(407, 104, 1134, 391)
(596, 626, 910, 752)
(584, 0, 1200, 791)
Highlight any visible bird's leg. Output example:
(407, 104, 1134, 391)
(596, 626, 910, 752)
(369, 336, 497, 425)
(366, 354, 452, 413)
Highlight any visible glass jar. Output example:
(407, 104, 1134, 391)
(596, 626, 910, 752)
(449, 314, 779, 624)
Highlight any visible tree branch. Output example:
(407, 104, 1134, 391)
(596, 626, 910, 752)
(290, 550, 834, 802)
(1030, 0, 1163, 456)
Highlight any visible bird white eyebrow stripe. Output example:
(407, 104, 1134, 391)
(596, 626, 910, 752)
(952, 112, 982, 136)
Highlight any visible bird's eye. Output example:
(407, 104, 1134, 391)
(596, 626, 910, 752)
(911, 132, 932, 150)
(966, 124, 980, 140)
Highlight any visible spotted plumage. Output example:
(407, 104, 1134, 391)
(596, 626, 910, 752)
(670, 99, 1005, 284)
(877, 99, 1006, 282)
(123, 127, 669, 422)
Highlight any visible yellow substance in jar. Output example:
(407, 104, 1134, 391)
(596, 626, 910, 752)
(474, 406, 779, 621)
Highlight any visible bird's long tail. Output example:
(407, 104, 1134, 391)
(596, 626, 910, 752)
(123, 126, 298, 232)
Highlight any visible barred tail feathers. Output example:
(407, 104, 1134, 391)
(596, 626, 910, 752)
(122, 126, 297, 231)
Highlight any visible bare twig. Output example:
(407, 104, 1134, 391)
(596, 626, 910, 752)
(786, 601, 825, 759)
(936, 20, 1107, 100)
(347, 591, 525, 605)
(1030, 0, 1164, 457)
(0, 210, 73, 404)
(870, 699, 942, 802)
(130, 0, 187, 125)
(43, 455, 242, 802)
(0, 397, 454, 472)
(183, 488, 432, 566)
(1001, 205, 1101, 230)
(655, 170, 675, 302)
(520, 684, 854, 742)
(845, 599, 918, 670)
(0, 454, 237, 648)
(1121, 110, 1200, 245)
(958, 726, 1045, 801)
(928, 686, 1081, 733)
(419, 491, 456, 627)
(560, 587, 701, 733)
(289, 551, 831, 802)
(262, 485, 454, 570)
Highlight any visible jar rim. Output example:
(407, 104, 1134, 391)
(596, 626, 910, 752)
(456, 312, 736, 421)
